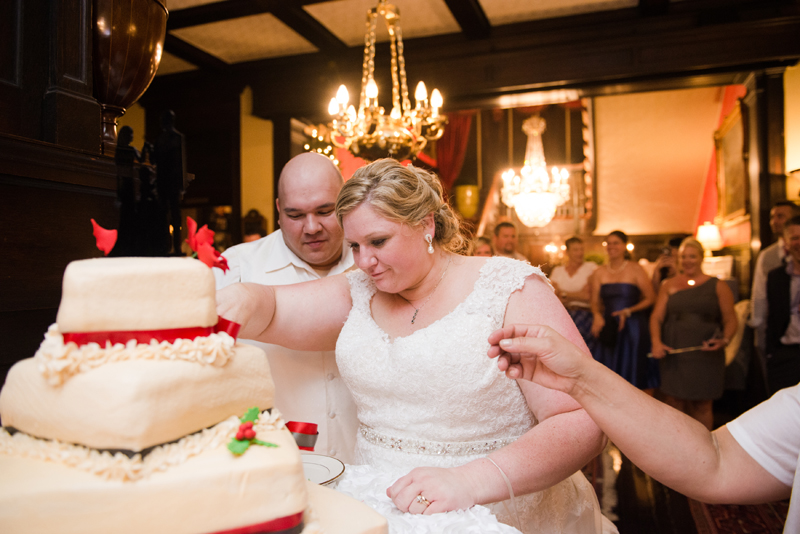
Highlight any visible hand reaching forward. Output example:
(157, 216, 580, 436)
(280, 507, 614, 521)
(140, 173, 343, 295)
(387, 466, 478, 515)
(215, 283, 275, 341)
(487, 324, 594, 395)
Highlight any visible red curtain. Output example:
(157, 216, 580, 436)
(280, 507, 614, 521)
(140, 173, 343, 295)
(436, 111, 475, 193)
(695, 85, 747, 235)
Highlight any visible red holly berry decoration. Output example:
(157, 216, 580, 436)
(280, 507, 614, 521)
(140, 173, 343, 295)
(228, 407, 278, 456)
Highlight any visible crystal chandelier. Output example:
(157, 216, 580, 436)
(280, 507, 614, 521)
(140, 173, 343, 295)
(327, 0, 447, 161)
(501, 115, 570, 227)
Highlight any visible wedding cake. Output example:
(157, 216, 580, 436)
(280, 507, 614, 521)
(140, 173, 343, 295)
(0, 257, 385, 534)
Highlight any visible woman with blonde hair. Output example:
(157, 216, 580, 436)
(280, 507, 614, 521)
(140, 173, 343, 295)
(471, 235, 494, 257)
(650, 237, 737, 429)
(218, 158, 615, 533)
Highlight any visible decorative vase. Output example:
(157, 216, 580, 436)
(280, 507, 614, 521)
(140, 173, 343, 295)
(92, 0, 168, 154)
(455, 184, 480, 219)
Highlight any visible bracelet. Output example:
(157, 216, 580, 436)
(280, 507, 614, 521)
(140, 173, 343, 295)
(485, 457, 522, 532)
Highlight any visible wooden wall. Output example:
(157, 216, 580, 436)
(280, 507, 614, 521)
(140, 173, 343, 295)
(0, 0, 111, 385)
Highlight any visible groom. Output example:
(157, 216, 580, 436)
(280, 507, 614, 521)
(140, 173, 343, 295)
(215, 153, 358, 462)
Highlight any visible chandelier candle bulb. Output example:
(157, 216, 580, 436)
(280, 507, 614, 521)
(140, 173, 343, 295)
(431, 89, 443, 112)
(336, 84, 350, 106)
(326, 0, 447, 161)
(366, 79, 378, 100)
(415, 81, 428, 107)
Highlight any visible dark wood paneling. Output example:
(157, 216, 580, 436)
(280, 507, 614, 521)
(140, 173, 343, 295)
(140, 82, 243, 234)
(41, 0, 101, 152)
(0, 134, 118, 381)
(0, 181, 116, 312)
(0, 0, 49, 140)
(0, 308, 58, 388)
(0, 0, 21, 85)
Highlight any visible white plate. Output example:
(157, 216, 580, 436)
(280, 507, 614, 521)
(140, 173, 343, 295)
(301, 453, 345, 486)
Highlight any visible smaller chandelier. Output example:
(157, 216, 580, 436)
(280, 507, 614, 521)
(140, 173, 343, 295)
(327, 0, 446, 161)
(501, 115, 570, 227)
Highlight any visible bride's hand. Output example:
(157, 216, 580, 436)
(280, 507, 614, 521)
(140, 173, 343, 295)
(386, 466, 477, 515)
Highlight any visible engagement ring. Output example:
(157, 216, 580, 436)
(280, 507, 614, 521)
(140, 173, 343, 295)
(415, 494, 431, 507)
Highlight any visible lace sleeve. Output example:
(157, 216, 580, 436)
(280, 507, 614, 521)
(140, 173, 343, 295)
(478, 257, 553, 327)
(345, 270, 375, 314)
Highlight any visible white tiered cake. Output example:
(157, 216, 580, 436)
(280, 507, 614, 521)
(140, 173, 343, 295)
(0, 257, 386, 534)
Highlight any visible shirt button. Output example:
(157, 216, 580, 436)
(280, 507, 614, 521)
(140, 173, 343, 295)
(330, 449, 337, 456)
(327, 373, 335, 381)
(328, 412, 336, 419)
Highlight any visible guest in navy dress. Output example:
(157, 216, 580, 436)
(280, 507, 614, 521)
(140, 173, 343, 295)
(590, 230, 659, 391)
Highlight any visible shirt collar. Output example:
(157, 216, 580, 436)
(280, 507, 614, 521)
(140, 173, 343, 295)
(262, 230, 355, 278)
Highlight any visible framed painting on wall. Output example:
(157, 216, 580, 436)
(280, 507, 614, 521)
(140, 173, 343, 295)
(714, 99, 750, 224)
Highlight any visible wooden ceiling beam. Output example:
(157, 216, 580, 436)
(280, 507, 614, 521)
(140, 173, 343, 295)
(269, 3, 348, 53)
(167, 0, 347, 53)
(164, 34, 228, 71)
(168, 0, 272, 29)
(442, 0, 491, 40)
(638, 0, 670, 16)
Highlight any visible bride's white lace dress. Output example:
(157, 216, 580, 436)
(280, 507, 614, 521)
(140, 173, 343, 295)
(333, 257, 616, 534)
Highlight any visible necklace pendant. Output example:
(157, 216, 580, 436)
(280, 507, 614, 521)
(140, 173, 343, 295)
(411, 310, 419, 324)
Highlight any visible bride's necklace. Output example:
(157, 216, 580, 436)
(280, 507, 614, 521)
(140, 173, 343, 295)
(398, 257, 452, 324)
(606, 260, 628, 274)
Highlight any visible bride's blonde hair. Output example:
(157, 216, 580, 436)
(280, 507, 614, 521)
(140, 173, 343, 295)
(335, 159, 468, 254)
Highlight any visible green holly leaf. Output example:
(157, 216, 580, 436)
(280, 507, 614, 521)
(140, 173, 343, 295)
(252, 439, 279, 448)
(240, 407, 260, 423)
(227, 438, 251, 455)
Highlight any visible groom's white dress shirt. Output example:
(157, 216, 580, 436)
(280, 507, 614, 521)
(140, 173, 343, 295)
(215, 230, 358, 463)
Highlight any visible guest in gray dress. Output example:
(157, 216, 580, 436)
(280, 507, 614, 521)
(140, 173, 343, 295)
(650, 237, 738, 429)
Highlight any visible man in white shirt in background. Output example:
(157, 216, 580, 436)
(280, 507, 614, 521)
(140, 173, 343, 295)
(215, 152, 358, 462)
(493, 221, 528, 261)
(750, 201, 800, 391)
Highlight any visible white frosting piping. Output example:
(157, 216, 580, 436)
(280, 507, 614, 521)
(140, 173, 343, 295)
(34, 324, 236, 386)
(0, 410, 285, 482)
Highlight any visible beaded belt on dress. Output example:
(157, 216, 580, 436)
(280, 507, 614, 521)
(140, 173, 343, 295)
(359, 425, 521, 456)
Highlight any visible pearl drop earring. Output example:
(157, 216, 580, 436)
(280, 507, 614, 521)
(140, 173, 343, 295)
(425, 234, 434, 254)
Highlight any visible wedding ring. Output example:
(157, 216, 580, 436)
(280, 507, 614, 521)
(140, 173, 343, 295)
(415, 494, 431, 507)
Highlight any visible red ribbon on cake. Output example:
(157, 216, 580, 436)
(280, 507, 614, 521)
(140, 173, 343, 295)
(209, 512, 304, 534)
(286, 421, 319, 452)
(62, 317, 241, 346)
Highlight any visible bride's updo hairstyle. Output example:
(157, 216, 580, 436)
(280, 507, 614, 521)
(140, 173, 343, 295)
(336, 158, 468, 254)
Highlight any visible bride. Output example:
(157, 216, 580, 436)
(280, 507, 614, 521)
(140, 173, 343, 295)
(218, 159, 617, 534)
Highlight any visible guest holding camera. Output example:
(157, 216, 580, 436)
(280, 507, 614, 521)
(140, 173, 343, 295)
(650, 237, 737, 429)
(651, 235, 688, 292)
